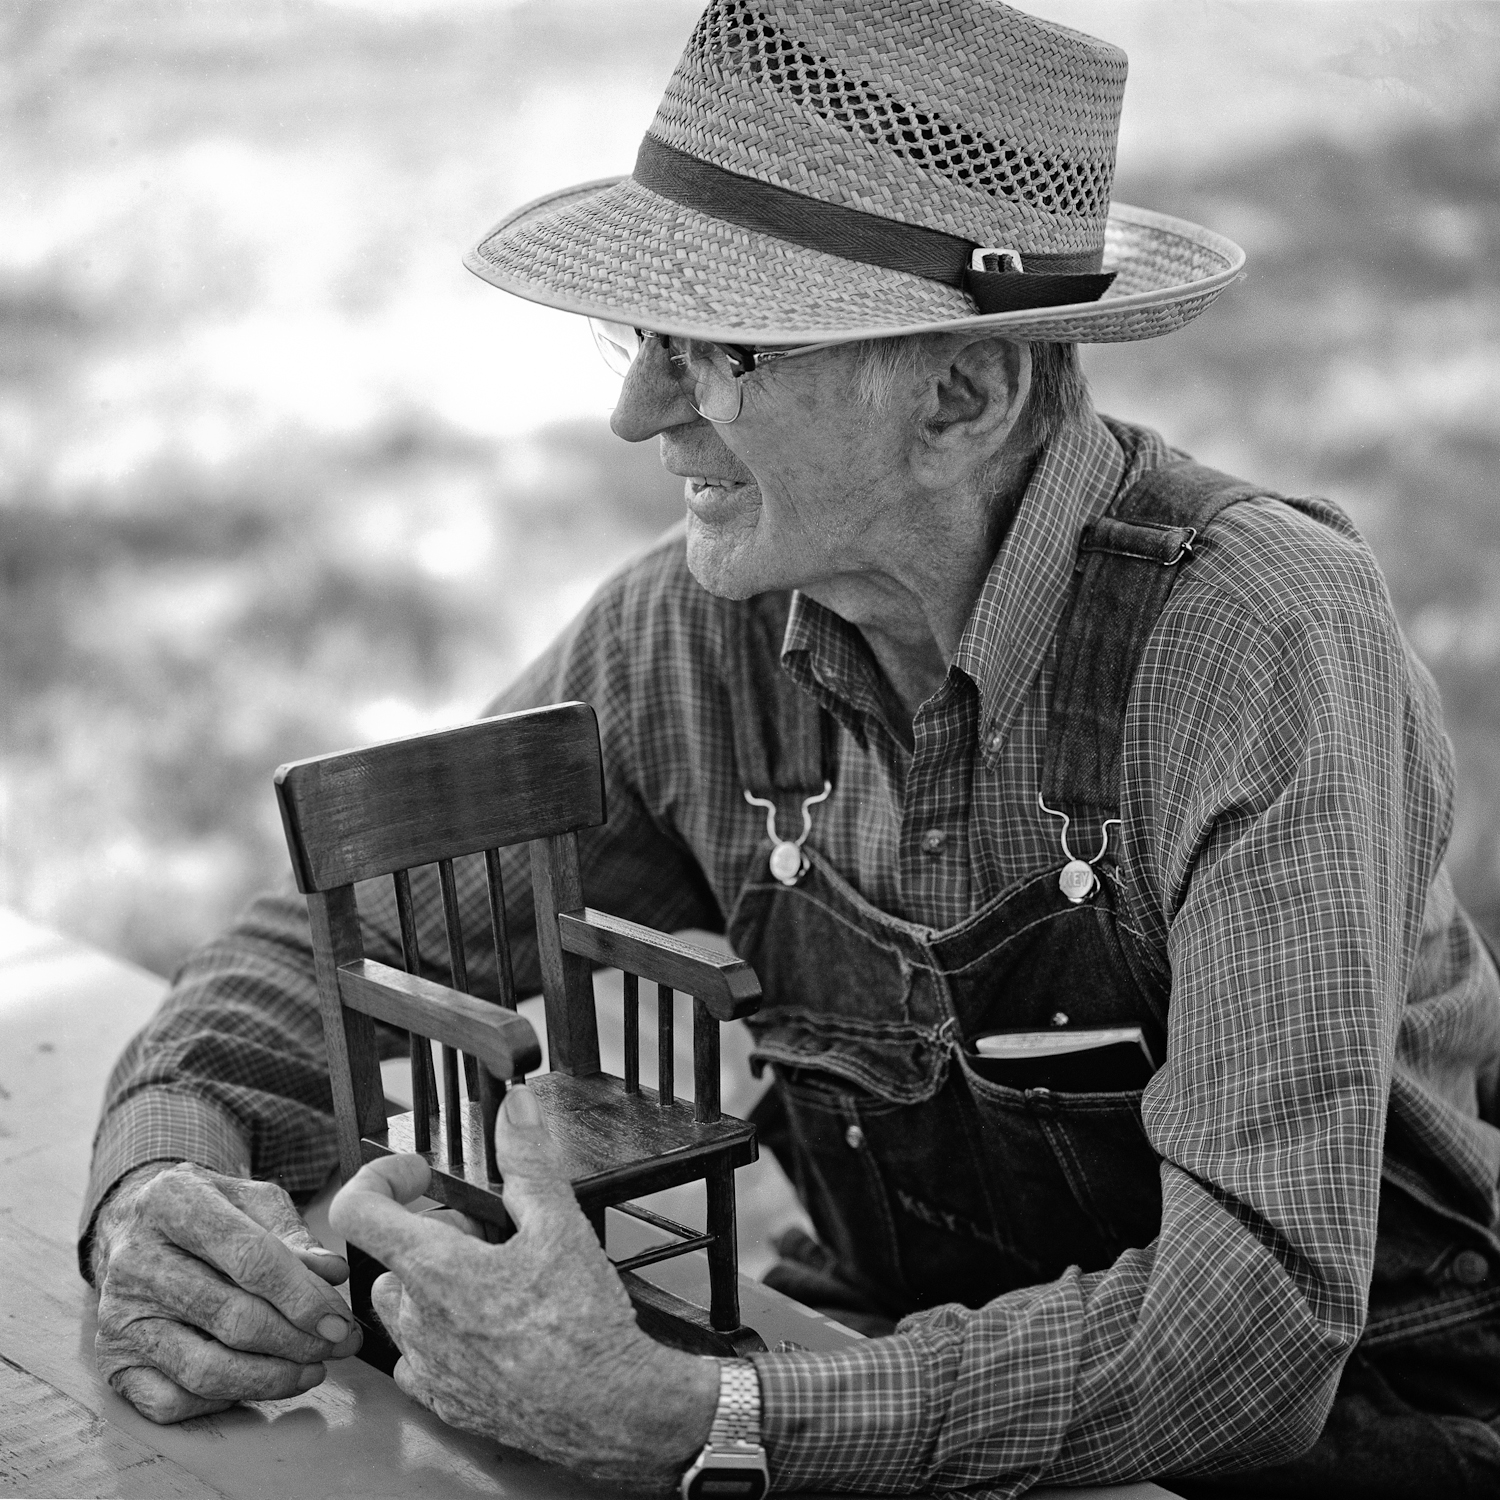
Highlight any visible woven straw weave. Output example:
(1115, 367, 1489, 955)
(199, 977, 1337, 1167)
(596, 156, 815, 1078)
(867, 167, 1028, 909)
(652, 0, 1124, 252)
(464, 2, 1246, 345)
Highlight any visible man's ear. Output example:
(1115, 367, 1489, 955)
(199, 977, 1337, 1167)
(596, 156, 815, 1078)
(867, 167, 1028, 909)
(910, 336, 1031, 486)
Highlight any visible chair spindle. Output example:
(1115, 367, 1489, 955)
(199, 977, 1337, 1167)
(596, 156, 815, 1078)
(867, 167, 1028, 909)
(442, 1043, 462, 1164)
(479, 1068, 505, 1183)
(437, 859, 480, 1100)
(483, 849, 518, 1012)
(622, 972, 639, 1093)
(393, 868, 436, 1154)
(657, 984, 674, 1106)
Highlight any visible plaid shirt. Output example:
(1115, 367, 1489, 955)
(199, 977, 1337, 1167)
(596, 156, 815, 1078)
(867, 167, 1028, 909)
(83, 413, 1500, 1494)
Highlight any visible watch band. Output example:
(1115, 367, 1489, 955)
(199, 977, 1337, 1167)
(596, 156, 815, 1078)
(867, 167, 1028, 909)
(709, 1359, 762, 1446)
(679, 1359, 769, 1500)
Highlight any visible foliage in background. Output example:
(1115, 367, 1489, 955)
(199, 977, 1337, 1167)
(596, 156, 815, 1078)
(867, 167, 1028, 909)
(1096, 115, 1500, 941)
(3, 1, 1499, 977)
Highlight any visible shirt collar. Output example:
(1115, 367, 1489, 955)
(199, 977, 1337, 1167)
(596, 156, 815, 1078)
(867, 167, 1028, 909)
(780, 412, 1172, 759)
(781, 592, 880, 749)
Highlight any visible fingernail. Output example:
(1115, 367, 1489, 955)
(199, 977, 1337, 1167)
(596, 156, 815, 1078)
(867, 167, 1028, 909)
(317, 1315, 350, 1342)
(504, 1086, 541, 1126)
(297, 1364, 325, 1391)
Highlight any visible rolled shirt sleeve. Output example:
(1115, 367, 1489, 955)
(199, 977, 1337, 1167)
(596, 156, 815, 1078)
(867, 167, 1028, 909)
(754, 509, 1452, 1493)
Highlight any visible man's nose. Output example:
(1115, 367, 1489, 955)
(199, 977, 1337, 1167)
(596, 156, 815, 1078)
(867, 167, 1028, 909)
(610, 338, 700, 442)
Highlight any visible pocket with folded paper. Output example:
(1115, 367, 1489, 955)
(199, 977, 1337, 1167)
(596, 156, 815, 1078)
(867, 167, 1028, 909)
(966, 1026, 1158, 1093)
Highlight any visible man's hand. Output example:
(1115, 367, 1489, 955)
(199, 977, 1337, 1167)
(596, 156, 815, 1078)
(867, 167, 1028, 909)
(91, 1161, 364, 1423)
(329, 1086, 719, 1489)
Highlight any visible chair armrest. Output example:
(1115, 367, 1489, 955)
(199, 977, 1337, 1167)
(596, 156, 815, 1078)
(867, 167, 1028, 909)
(556, 909, 762, 1021)
(337, 960, 543, 1078)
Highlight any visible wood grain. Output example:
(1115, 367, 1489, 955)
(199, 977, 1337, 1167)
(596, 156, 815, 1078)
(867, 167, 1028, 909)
(307, 888, 385, 1182)
(274, 703, 606, 893)
(528, 834, 601, 1077)
(377, 1071, 755, 1214)
(0, 1355, 225, 1498)
(557, 910, 762, 1020)
(692, 998, 721, 1124)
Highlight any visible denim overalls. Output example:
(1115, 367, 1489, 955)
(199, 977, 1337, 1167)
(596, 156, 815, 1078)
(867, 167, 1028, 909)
(724, 460, 1270, 1315)
(723, 460, 1500, 1490)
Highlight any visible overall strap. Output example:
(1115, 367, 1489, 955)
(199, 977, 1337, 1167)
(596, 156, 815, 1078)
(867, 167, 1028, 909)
(724, 592, 835, 800)
(1041, 460, 1267, 823)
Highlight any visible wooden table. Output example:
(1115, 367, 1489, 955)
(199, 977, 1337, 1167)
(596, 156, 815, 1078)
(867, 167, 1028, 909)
(0, 907, 1179, 1499)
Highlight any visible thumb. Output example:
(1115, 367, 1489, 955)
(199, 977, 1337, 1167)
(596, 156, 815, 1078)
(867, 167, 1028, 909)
(494, 1085, 577, 1231)
(328, 1152, 435, 1268)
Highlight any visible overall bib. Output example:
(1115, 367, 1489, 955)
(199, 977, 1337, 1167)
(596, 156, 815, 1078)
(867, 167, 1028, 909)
(724, 461, 1250, 1316)
(722, 461, 1500, 1494)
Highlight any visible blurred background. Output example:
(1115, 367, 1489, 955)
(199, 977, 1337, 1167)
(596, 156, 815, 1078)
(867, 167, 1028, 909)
(5, 0, 1500, 980)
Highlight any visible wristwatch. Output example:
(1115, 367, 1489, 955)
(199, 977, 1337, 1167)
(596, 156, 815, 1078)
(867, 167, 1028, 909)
(679, 1359, 770, 1500)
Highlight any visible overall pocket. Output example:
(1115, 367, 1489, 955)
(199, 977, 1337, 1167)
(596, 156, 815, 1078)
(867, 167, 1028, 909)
(769, 1065, 911, 1315)
(956, 1050, 1163, 1274)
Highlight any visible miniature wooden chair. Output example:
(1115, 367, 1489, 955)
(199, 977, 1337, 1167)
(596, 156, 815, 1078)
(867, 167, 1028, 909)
(274, 701, 765, 1367)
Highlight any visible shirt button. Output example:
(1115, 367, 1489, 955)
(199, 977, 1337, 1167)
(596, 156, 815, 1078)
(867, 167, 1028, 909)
(1452, 1249, 1490, 1286)
(921, 829, 947, 856)
(844, 1124, 866, 1150)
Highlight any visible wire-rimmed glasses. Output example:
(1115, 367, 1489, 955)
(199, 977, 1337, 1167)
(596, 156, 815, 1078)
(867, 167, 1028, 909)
(589, 319, 846, 424)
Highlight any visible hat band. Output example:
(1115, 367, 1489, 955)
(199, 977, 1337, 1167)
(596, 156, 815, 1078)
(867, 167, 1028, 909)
(633, 134, 1115, 317)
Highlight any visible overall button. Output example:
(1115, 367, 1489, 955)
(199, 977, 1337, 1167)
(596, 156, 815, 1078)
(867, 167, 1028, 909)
(1452, 1249, 1490, 1286)
(920, 829, 947, 856)
(844, 1124, 866, 1150)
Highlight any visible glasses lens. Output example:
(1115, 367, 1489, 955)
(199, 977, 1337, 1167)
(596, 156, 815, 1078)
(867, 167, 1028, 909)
(589, 325, 745, 422)
(677, 340, 743, 423)
(589, 318, 640, 378)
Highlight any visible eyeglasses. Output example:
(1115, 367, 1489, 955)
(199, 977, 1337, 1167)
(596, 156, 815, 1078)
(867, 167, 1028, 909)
(588, 319, 846, 424)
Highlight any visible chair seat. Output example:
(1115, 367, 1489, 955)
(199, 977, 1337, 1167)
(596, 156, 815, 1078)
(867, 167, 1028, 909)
(373, 1072, 756, 1225)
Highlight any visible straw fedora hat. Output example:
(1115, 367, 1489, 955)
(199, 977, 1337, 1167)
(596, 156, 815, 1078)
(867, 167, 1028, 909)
(465, 0, 1244, 346)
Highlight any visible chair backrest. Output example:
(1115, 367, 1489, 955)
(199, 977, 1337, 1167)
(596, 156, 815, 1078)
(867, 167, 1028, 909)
(276, 702, 609, 1181)
(277, 702, 606, 894)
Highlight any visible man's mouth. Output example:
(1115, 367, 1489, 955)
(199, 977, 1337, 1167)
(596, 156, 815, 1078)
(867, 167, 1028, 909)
(683, 475, 754, 521)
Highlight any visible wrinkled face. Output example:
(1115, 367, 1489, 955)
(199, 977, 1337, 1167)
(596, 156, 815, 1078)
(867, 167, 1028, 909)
(609, 338, 915, 600)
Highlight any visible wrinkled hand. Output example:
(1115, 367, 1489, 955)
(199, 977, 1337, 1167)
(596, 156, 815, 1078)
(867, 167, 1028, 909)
(92, 1161, 363, 1423)
(329, 1086, 718, 1489)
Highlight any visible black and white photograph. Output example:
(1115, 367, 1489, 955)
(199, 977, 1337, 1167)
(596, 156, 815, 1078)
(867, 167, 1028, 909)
(4, 2, 1500, 1496)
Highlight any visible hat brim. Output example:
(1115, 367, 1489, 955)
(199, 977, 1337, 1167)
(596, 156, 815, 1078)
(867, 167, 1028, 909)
(465, 176, 1245, 346)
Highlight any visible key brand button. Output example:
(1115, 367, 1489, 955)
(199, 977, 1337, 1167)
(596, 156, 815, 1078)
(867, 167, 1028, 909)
(1059, 859, 1097, 903)
(1452, 1249, 1490, 1286)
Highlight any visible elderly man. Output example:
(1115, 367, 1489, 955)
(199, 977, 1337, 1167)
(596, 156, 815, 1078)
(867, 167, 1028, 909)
(82, 2, 1500, 1496)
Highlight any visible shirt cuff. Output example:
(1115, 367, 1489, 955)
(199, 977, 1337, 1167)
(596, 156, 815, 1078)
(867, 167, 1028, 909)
(752, 1338, 933, 1493)
(77, 1088, 252, 1283)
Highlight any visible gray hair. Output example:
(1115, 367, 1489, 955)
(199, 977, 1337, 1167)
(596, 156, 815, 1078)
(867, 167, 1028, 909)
(849, 334, 1091, 464)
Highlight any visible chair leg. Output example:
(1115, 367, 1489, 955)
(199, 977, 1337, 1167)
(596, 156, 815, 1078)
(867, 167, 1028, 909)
(347, 1245, 401, 1374)
(705, 1158, 741, 1331)
(479, 1069, 505, 1183)
(587, 1205, 608, 1247)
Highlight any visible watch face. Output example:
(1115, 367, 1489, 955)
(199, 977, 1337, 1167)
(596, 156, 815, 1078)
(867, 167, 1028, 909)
(685, 1471, 768, 1500)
